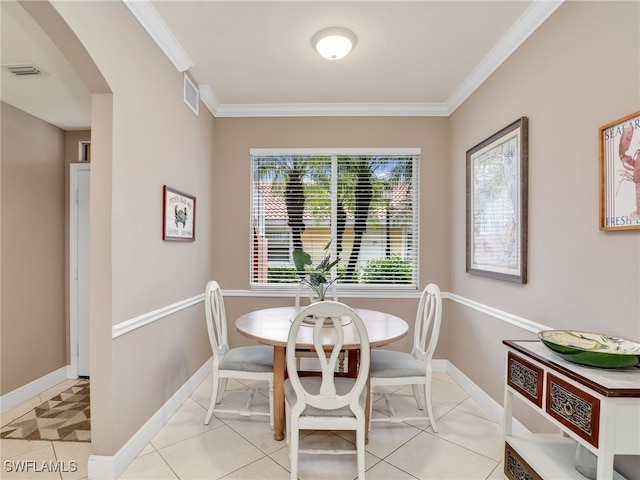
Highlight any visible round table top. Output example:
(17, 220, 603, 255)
(235, 305, 409, 349)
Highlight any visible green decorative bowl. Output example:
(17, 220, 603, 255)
(538, 330, 640, 369)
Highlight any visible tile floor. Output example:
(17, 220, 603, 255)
(1, 372, 505, 479)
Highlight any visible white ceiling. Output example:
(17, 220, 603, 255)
(1, 0, 92, 130)
(0, 0, 563, 130)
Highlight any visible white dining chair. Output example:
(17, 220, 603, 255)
(369, 282, 442, 432)
(284, 301, 370, 480)
(294, 283, 346, 372)
(203, 280, 274, 429)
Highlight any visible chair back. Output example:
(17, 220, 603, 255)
(205, 280, 229, 366)
(286, 301, 369, 414)
(411, 283, 442, 363)
(294, 282, 338, 307)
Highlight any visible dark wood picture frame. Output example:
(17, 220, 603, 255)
(162, 185, 196, 241)
(466, 117, 528, 283)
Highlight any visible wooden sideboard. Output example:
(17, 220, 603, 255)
(503, 340, 640, 480)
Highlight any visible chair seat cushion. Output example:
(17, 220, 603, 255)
(220, 345, 273, 372)
(284, 377, 366, 417)
(370, 349, 425, 378)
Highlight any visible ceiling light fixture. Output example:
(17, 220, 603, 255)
(311, 27, 357, 61)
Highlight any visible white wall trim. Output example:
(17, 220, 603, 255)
(89, 358, 528, 478)
(446, 0, 563, 114)
(123, 0, 192, 73)
(211, 102, 449, 118)
(446, 361, 529, 435)
(131, 0, 562, 118)
(108, 290, 553, 338)
(199, 85, 219, 118)
(112, 294, 204, 339)
(87, 359, 211, 480)
(250, 147, 421, 156)
(445, 293, 552, 334)
(0, 366, 71, 414)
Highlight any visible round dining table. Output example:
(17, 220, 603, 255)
(235, 305, 409, 441)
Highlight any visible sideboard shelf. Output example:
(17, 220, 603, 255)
(503, 340, 640, 480)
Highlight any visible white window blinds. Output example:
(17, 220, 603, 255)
(251, 149, 419, 291)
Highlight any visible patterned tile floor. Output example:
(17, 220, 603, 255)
(1, 381, 90, 443)
(1, 372, 504, 479)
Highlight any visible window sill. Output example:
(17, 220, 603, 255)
(228, 287, 422, 299)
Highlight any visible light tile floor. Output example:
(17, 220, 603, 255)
(1, 373, 505, 479)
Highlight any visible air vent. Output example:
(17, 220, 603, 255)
(183, 74, 199, 115)
(5, 64, 41, 76)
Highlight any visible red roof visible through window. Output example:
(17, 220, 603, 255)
(256, 182, 410, 222)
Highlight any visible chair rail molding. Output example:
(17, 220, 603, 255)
(111, 294, 204, 339)
(110, 290, 552, 338)
(445, 293, 551, 334)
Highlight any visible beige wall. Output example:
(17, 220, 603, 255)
(0, 111, 90, 392)
(449, 2, 639, 476)
(1, 102, 67, 393)
(3, 0, 639, 473)
(37, 1, 216, 454)
(212, 116, 452, 357)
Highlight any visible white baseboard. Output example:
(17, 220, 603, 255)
(3, 357, 526, 480)
(432, 358, 447, 373)
(87, 359, 211, 480)
(0, 366, 72, 414)
(446, 361, 528, 435)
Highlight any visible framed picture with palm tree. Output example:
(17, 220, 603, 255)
(466, 117, 528, 283)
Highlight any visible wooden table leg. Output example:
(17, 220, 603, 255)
(273, 345, 286, 441)
(348, 349, 358, 377)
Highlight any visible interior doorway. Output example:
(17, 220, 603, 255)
(70, 163, 90, 378)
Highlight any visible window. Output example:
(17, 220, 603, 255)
(251, 149, 420, 293)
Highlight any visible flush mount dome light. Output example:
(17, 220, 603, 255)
(312, 27, 357, 60)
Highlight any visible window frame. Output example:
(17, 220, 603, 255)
(250, 148, 421, 297)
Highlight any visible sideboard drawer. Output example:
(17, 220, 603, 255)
(546, 373, 600, 447)
(507, 352, 543, 407)
(504, 442, 542, 480)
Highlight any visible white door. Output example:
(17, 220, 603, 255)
(71, 164, 90, 377)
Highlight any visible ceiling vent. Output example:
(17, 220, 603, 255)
(5, 64, 41, 76)
(183, 74, 199, 115)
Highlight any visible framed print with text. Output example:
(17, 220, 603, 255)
(163, 185, 196, 241)
(466, 117, 528, 283)
(599, 111, 640, 231)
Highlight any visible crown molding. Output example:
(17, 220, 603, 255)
(123, 0, 192, 72)
(446, 0, 564, 114)
(199, 85, 219, 117)
(209, 101, 449, 118)
(131, 0, 564, 118)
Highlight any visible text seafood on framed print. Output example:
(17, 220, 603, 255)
(162, 185, 196, 241)
(466, 117, 528, 283)
(599, 111, 640, 231)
